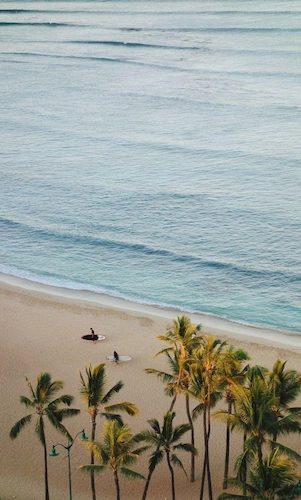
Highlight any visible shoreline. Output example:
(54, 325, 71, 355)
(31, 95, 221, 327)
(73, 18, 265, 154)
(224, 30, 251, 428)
(0, 271, 300, 353)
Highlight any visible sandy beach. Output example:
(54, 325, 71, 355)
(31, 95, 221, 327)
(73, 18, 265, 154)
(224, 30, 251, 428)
(1, 273, 301, 500)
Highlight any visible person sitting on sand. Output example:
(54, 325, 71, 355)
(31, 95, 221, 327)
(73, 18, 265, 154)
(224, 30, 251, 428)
(113, 351, 119, 363)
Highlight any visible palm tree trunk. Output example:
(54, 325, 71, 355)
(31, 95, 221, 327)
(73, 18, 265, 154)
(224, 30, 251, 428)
(206, 404, 213, 500)
(113, 470, 120, 500)
(257, 440, 263, 467)
(223, 400, 232, 489)
(243, 433, 247, 496)
(200, 409, 207, 500)
(185, 394, 195, 482)
(200, 405, 213, 500)
(166, 451, 176, 500)
(91, 417, 97, 500)
(169, 393, 177, 412)
(43, 442, 50, 500)
(142, 469, 153, 500)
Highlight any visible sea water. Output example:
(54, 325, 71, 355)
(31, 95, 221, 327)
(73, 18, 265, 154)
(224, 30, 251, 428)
(0, 1, 300, 334)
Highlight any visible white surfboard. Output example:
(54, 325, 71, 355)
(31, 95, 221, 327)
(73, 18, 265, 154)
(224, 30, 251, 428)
(105, 355, 132, 362)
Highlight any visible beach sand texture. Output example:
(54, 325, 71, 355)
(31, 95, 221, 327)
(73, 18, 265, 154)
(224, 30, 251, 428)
(1, 276, 301, 500)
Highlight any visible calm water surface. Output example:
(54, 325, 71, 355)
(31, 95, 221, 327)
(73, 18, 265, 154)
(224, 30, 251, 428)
(1, 1, 301, 333)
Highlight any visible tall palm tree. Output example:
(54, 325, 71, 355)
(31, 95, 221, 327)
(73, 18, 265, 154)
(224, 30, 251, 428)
(81, 419, 147, 500)
(189, 335, 233, 500)
(137, 411, 197, 500)
(220, 346, 250, 489)
(150, 315, 202, 482)
(78, 362, 138, 500)
(218, 447, 301, 500)
(10, 372, 80, 500)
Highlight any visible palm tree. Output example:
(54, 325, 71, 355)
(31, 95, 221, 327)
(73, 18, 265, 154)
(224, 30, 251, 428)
(220, 346, 250, 489)
(78, 362, 138, 500)
(81, 419, 147, 500)
(149, 315, 202, 482)
(10, 372, 80, 500)
(268, 359, 301, 441)
(215, 368, 301, 495)
(218, 447, 301, 500)
(189, 335, 235, 500)
(137, 411, 197, 500)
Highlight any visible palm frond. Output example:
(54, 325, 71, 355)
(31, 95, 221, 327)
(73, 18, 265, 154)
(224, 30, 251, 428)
(173, 442, 197, 455)
(50, 394, 74, 407)
(148, 449, 164, 472)
(144, 368, 175, 384)
(270, 441, 301, 462)
(120, 467, 145, 480)
(80, 464, 106, 474)
(53, 408, 80, 421)
(24, 375, 36, 400)
(218, 493, 249, 500)
(103, 401, 138, 417)
(20, 396, 34, 407)
(172, 423, 191, 442)
(135, 430, 160, 446)
(101, 412, 124, 424)
(9, 414, 32, 439)
(101, 380, 124, 404)
(170, 453, 186, 474)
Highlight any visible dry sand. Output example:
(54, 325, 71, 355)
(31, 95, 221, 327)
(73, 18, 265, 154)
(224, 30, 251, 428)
(1, 273, 301, 500)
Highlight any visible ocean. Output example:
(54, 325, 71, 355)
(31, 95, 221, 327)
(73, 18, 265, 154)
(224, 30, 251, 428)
(1, 1, 300, 334)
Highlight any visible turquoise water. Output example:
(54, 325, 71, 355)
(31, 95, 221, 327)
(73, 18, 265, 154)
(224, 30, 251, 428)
(1, 1, 301, 333)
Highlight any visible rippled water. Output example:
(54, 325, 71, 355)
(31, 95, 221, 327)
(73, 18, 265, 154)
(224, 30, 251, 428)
(1, 1, 300, 333)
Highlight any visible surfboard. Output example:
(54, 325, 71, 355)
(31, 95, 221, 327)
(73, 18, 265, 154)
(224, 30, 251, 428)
(81, 334, 106, 341)
(105, 355, 132, 362)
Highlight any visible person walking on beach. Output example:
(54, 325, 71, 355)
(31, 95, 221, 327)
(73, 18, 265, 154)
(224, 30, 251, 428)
(90, 327, 95, 340)
(113, 351, 119, 363)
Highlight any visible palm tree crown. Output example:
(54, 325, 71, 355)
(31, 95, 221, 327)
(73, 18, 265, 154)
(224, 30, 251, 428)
(81, 419, 147, 500)
(137, 411, 197, 500)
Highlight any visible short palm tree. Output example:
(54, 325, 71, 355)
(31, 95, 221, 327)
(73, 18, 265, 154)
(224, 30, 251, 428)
(78, 362, 138, 500)
(137, 411, 197, 500)
(81, 419, 147, 500)
(10, 372, 80, 500)
(268, 359, 301, 441)
(215, 368, 301, 496)
(218, 447, 301, 500)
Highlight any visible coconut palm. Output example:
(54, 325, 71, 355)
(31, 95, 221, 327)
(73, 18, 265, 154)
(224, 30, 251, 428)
(146, 346, 199, 481)
(218, 447, 301, 500)
(81, 419, 147, 500)
(137, 411, 197, 500)
(10, 372, 80, 500)
(217, 374, 277, 467)
(149, 315, 202, 482)
(78, 362, 138, 500)
(219, 346, 250, 489)
(189, 335, 236, 500)
(155, 315, 202, 410)
(268, 359, 301, 441)
(216, 367, 301, 496)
